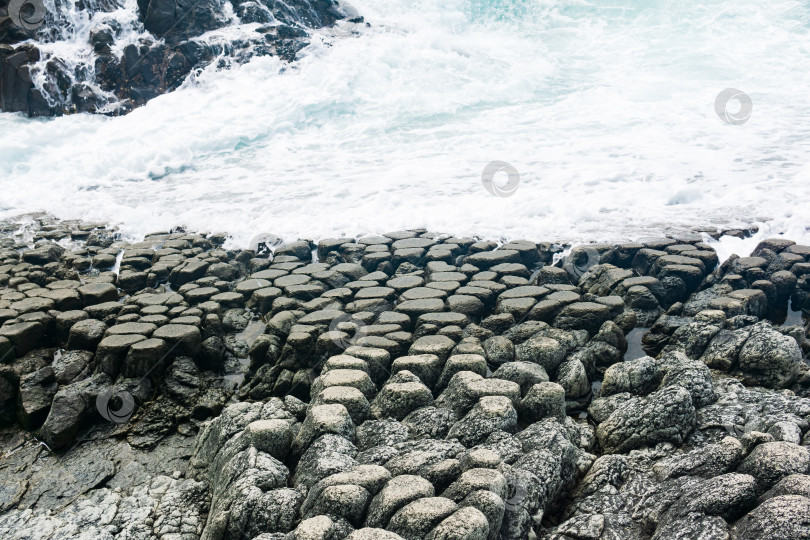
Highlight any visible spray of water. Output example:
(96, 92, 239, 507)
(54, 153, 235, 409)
(2, 0, 810, 245)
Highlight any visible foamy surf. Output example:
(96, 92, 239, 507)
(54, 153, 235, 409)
(1, 0, 809, 247)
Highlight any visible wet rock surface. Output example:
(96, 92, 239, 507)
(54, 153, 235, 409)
(0, 0, 358, 116)
(0, 215, 808, 539)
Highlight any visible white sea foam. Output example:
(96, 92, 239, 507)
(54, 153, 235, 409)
(1, 0, 809, 248)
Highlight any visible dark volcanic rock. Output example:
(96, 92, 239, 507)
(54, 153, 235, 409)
(1, 219, 809, 540)
(1, 0, 350, 116)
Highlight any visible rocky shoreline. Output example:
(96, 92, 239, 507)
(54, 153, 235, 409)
(0, 213, 808, 539)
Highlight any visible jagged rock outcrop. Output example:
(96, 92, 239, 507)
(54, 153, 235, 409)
(0, 0, 354, 116)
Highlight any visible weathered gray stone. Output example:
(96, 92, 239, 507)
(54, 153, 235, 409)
(396, 299, 446, 318)
(653, 437, 743, 481)
(482, 336, 515, 367)
(657, 351, 716, 408)
(77, 282, 118, 305)
(52, 350, 93, 384)
(731, 495, 810, 540)
(514, 335, 565, 373)
(365, 475, 435, 528)
(312, 369, 376, 400)
(760, 474, 810, 502)
(447, 396, 518, 447)
(0, 321, 45, 355)
(519, 382, 566, 423)
(39, 373, 111, 449)
(660, 473, 757, 524)
(436, 371, 520, 416)
(700, 328, 751, 371)
(425, 507, 490, 540)
(601, 356, 661, 397)
(442, 468, 508, 502)
(737, 441, 810, 493)
(293, 404, 356, 455)
(437, 354, 487, 391)
(95, 334, 146, 377)
(651, 512, 729, 540)
(17, 366, 57, 429)
(313, 386, 370, 424)
(244, 419, 293, 461)
(357, 419, 409, 450)
(735, 324, 803, 389)
(388, 497, 458, 540)
(555, 357, 590, 399)
(392, 354, 443, 389)
(596, 386, 696, 454)
(348, 529, 405, 540)
(288, 515, 353, 540)
(304, 484, 371, 527)
(152, 324, 202, 357)
(491, 362, 549, 395)
(402, 407, 458, 440)
(553, 302, 611, 335)
(409, 335, 456, 361)
(369, 371, 434, 421)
